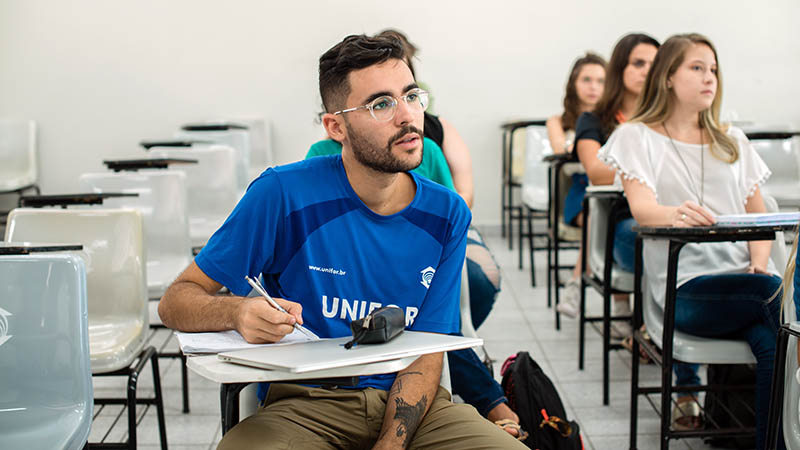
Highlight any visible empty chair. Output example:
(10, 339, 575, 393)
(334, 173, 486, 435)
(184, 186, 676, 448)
(5, 208, 168, 449)
(229, 117, 273, 180)
(79, 170, 192, 300)
(149, 144, 239, 250)
(0, 251, 92, 450)
(176, 122, 252, 189)
(0, 119, 37, 193)
(751, 135, 800, 208)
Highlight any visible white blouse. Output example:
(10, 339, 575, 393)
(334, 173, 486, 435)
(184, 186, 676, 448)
(598, 122, 776, 308)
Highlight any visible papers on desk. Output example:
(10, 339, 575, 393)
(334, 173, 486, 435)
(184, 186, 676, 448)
(175, 328, 317, 355)
(715, 212, 800, 227)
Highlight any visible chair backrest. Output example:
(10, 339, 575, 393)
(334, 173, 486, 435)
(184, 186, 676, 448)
(0, 253, 92, 450)
(79, 170, 192, 298)
(175, 125, 252, 189)
(752, 136, 800, 194)
(0, 119, 37, 192)
(521, 125, 552, 211)
(5, 208, 148, 372)
(149, 145, 239, 247)
(228, 117, 273, 180)
(587, 196, 611, 278)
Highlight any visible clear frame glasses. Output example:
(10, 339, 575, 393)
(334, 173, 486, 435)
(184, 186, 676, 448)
(332, 88, 429, 122)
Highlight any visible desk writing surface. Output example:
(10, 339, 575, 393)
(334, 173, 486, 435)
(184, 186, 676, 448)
(218, 331, 482, 374)
(187, 354, 419, 384)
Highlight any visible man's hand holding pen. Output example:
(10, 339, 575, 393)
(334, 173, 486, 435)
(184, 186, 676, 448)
(234, 296, 305, 344)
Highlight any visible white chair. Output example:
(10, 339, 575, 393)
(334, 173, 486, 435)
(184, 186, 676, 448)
(0, 251, 92, 450)
(79, 170, 192, 301)
(752, 135, 800, 209)
(176, 123, 252, 190)
(5, 208, 168, 449)
(0, 119, 37, 193)
(149, 144, 239, 250)
(520, 125, 553, 285)
(578, 189, 634, 405)
(228, 117, 273, 180)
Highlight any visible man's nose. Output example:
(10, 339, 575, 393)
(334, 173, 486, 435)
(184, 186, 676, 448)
(394, 98, 415, 126)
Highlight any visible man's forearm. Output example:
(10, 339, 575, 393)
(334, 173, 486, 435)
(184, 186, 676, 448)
(159, 280, 242, 332)
(373, 352, 442, 450)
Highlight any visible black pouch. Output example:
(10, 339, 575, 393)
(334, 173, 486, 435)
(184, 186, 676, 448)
(344, 306, 405, 349)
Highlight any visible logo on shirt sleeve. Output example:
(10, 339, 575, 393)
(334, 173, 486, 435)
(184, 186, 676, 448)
(420, 266, 436, 289)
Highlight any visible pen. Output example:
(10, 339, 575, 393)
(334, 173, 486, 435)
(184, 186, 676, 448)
(244, 275, 317, 339)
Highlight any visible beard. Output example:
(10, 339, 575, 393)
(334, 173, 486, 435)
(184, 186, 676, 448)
(345, 121, 424, 174)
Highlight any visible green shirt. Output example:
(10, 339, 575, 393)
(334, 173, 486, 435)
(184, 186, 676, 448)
(305, 137, 455, 191)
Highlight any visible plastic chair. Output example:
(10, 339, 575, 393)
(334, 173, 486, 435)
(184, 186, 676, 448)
(500, 120, 546, 250)
(578, 189, 633, 405)
(149, 144, 239, 250)
(5, 208, 168, 450)
(0, 252, 92, 450)
(79, 170, 192, 300)
(0, 119, 37, 193)
(751, 135, 800, 209)
(521, 125, 553, 285)
(176, 122, 252, 190)
(227, 117, 273, 180)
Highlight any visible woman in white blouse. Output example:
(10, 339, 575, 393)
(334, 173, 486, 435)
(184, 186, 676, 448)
(599, 34, 782, 449)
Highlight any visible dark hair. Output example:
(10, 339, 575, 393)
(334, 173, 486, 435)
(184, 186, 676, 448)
(375, 29, 418, 77)
(561, 53, 607, 130)
(593, 33, 660, 135)
(319, 34, 407, 113)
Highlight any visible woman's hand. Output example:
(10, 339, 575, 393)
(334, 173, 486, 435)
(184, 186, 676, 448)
(745, 264, 769, 275)
(671, 201, 716, 227)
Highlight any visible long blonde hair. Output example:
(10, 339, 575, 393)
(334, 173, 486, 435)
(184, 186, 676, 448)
(782, 234, 799, 319)
(630, 33, 739, 163)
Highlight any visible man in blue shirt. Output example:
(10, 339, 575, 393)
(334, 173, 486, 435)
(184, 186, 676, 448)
(159, 34, 525, 449)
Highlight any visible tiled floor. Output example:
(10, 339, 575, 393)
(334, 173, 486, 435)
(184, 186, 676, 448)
(90, 226, 723, 449)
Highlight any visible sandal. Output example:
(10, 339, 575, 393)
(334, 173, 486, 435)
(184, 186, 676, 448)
(620, 335, 652, 365)
(494, 419, 529, 441)
(672, 397, 703, 431)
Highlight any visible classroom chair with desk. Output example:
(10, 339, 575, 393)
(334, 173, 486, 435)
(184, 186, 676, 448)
(5, 207, 168, 450)
(0, 245, 92, 450)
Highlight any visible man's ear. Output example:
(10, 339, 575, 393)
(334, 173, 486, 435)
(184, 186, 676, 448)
(322, 113, 347, 143)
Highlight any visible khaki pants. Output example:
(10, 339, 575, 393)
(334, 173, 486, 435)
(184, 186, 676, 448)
(217, 384, 527, 450)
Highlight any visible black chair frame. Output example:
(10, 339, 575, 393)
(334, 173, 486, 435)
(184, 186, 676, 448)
(628, 225, 789, 450)
(578, 190, 632, 406)
(542, 153, 581, 330)
(87, 346, 168, 450)
(765, 323, 799, 449)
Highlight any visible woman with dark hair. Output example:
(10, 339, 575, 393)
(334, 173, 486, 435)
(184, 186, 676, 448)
(557, 34, 659, 331)
(546, 53, 607, 155)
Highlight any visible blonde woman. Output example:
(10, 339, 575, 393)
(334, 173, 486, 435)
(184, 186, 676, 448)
(600, 34, 782, 449)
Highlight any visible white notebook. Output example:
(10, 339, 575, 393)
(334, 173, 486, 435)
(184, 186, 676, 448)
(715, 212, 800, 227)
(218, 331, 482, 373)
(175, 328, 316, 354)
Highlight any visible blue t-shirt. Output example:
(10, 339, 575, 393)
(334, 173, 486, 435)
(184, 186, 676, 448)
(195, 154, 471, 392)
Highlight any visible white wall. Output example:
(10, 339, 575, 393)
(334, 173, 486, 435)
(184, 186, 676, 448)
(1, 0, 798, 225)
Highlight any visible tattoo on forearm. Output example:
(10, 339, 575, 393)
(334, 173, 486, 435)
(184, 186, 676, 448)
(388, 371, 423, 397)
(393, 395, 428, 447)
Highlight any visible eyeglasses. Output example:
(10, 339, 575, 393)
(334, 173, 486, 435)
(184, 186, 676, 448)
(332, 88, 429, 122)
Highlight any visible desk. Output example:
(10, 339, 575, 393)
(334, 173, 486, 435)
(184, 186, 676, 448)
(629, 223, 795, 450)
(0, 242, 83, 254)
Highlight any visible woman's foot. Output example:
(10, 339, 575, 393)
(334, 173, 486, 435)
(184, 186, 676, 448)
(487, 403, 527, 439)
(672, 395, 703, 430)
(556, 278, 581, 319)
